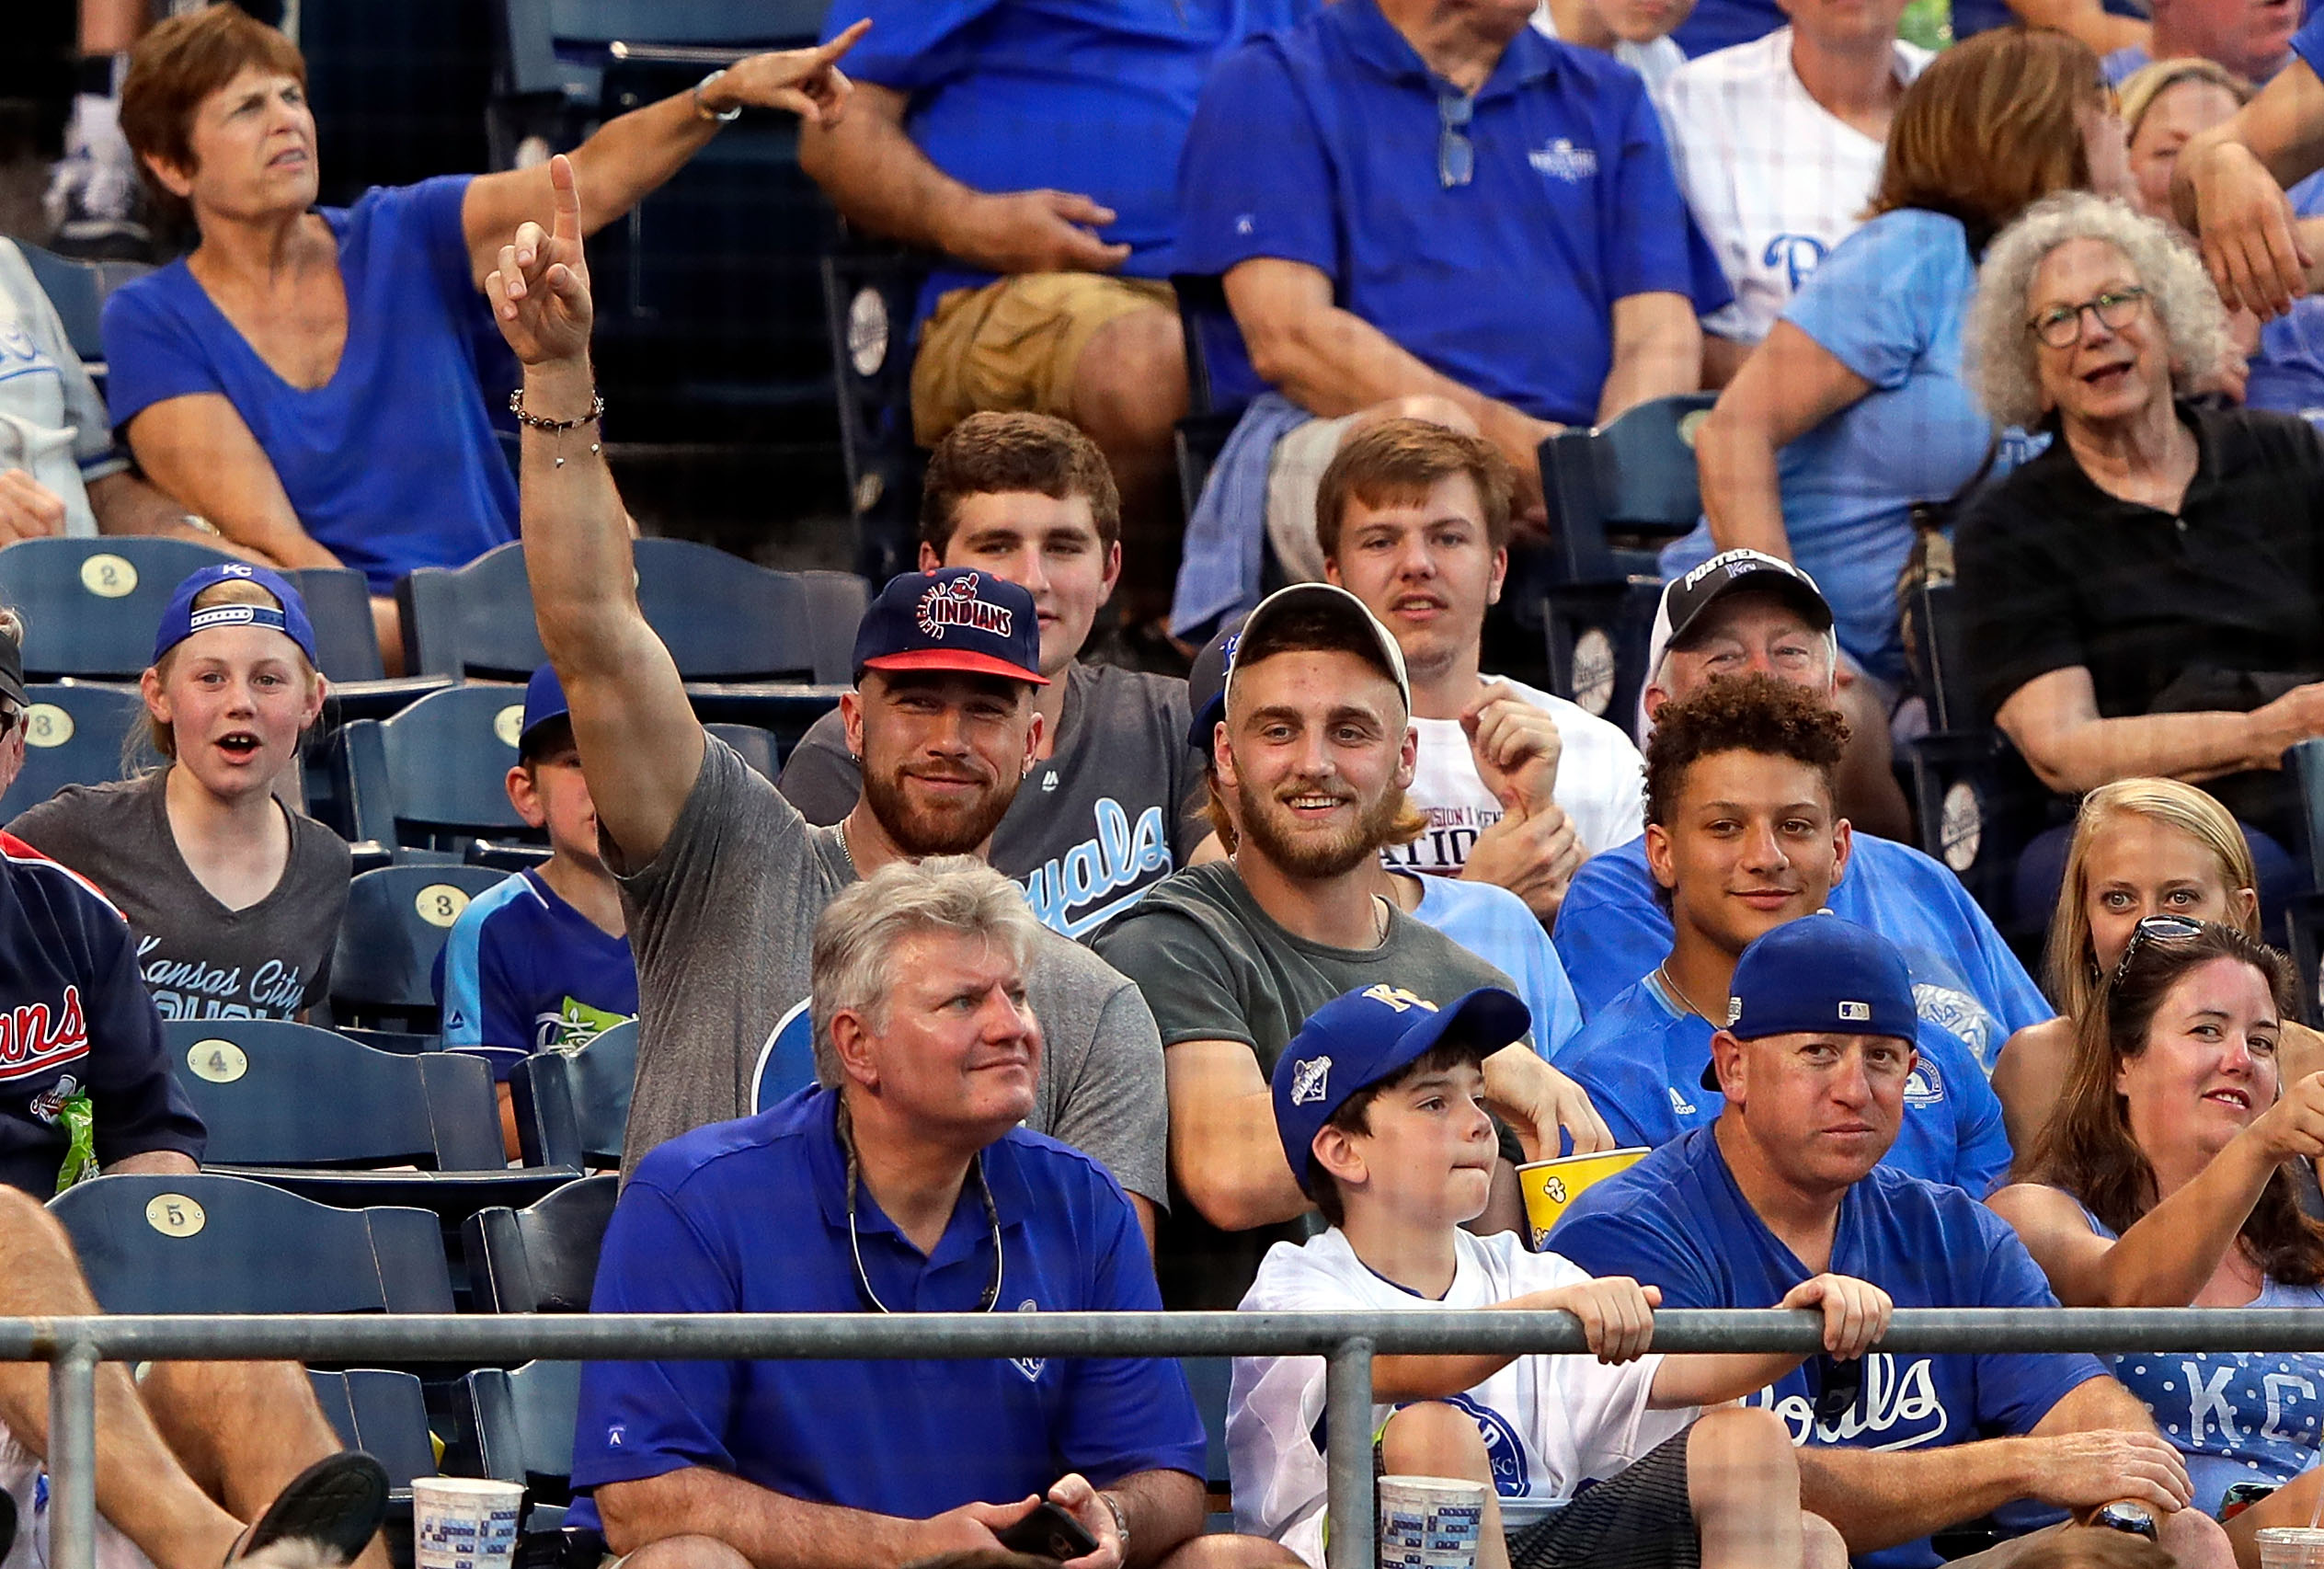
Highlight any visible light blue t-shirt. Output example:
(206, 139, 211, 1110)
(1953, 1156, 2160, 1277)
(101, 175, 519, 593)
(1406, 873, 1584, 1059)
(1561, 969, 2013, 1195)
(1660, 209, 2002, 686)
(1551, 832, 2053, 1068)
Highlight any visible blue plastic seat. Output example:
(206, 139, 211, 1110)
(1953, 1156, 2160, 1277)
(17, 243, 154, 384)
(508, 1022, 635, 1171)
(458, 1358, 582, 1499)
(310, 1369, 438, 1491)
(331, 864, 514, 1032)
(0, 683, 155, 816)
(334, 682, 532, 853)
(460, 1174, 617, 1313)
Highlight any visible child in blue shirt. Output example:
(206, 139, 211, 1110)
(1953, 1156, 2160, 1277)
(436, 667, 635, 1153)
(1231, 982, 1887, 1569)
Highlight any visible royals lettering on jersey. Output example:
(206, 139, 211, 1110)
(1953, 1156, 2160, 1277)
(1020, 797, 1173, 938)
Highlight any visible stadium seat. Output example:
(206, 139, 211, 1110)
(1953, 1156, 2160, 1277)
(334, 682, 532, 853)
(17, 243, 155, 392)
(508, 1022, 635, 1171)
(0, 537, 235, 681)
(331, 864, 512, 1032)
(460, 1174, 618, 1313)
(1536, 394, 1718, 724)
(821, 245, 932, 582)
(2284, 739, 2324, 1025)
(52, 1172, 455, 1313)
(1170, 273, 1265, 526)
(310, 1369, 438, 1492)
(1182, 1358, 1232, 1494)
(458, 1358, 582, 1500)
(704, 722, 782, 780)
(0, 682, 156, 816)
(282, 567, 388, 685)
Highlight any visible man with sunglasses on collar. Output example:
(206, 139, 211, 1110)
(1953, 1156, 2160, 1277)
(571, 857, 1294, 1569)
(1550, 913, 2237, 1569)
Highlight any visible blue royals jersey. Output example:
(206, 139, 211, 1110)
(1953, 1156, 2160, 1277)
(434, 868, 636, 1082)
(1561, 971, 2012, 1196)
(1551, 1128, 2107, 1569)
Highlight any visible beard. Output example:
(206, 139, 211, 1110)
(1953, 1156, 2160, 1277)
(861, 760, 1019, 857)
(1238, 778, 1407, 879)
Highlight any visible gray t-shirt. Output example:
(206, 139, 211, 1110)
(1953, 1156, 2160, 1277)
(1090, 862, 1526, 1309)
(778, 661, 1201, 940)
(8, 770, 350, 1019)
(608, 735, 1169, 1202)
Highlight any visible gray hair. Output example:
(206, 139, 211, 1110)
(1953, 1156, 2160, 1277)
(807, 855, 1043, 1084)
(1965, 191, 2232, 431)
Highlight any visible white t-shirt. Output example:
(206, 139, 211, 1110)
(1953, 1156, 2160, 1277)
(1662, 29, 1932, 344)
(1230, 1228, 1690, 1569)
(0, 240, 122, 538)
(1531, 3, 1685, 108)
(1392, 676, 1645, 876)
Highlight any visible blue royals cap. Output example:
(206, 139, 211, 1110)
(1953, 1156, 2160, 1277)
(152, 563, 317, 666)
(1700, 914, 1918, 1090)
(1273, 985, 1531, 1197)
(520, 664, 570, 753)
(853, 567, 1048, 687)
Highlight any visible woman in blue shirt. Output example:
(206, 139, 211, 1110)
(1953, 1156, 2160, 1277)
(101, 4, 863, 661)
(1672, 26, 2130, 839)
(1990, 919, 2324, 1549)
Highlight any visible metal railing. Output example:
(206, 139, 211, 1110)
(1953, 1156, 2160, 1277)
(26, 1306, 2324, 1569)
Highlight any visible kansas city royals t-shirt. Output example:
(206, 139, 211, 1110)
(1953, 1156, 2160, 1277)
(1559, 970, 2013, 1195)
(778, 661, 1199, 939)
(434, 867, 637, 1082)
(1551, 831, 2052, 1064)
(1551, 1127, 2107, 1569)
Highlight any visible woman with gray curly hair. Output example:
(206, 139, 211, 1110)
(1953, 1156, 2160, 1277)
(1955, 189, 2324, 888)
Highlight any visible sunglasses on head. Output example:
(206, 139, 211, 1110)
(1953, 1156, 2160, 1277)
(2109, 914, 2206, 992)
(1809, 1353, 1864, 1428)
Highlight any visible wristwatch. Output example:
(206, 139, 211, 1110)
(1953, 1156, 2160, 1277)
(1099, 1491, 1130, 1556)
(691, 69, 742, 123)
(2088, 1501, 2158, 1540)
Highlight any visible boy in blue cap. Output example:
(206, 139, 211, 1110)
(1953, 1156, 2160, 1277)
(1231, 982, 1888, 1569)
(436, 664, 636, 1152)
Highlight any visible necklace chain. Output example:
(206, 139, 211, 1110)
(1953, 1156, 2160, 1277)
(1657, 962, 1717, 1023)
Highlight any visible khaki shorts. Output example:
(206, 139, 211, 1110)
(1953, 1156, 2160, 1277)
(1263, 411, 1359, 585)
(910, 274, 1178, 447)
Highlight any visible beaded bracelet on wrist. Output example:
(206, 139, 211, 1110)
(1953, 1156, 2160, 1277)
(508, 387, 605, 467)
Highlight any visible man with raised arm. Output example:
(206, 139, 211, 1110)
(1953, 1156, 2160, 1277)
(482, 158, 1166, 1231)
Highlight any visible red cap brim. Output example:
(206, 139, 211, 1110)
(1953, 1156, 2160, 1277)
(861, 649, 1048, 685)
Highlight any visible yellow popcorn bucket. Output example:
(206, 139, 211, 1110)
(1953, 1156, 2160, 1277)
(1518, 1148, 1650, 1248)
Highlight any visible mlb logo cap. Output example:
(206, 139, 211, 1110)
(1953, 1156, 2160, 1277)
(1700, 913, 1918, 1089)
(853, 567, 1047, 686)
(1272, 984, 1530, 1197)
(153, 563, 318, 666)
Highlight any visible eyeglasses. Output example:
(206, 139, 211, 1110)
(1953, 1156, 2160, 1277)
(2027, 286, 2148, 349)
(2109, 913, 2206, 992)
(1438, 92, 1475, 189)
(1811, 1354, 1864, 1428)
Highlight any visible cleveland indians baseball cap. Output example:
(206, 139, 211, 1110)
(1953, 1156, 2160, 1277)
(1273, 984, 1531, 1197)
(853, 567, 1047, 686)
(1645, 550, 1832, 683)
(1701, 913, 1918, 1090)
(152, 563, 318, 667)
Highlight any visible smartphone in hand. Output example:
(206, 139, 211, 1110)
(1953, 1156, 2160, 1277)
(996, 1502, 1101, 1561)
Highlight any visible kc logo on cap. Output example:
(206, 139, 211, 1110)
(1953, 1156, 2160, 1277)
(1288, 1056, 1332, 1105)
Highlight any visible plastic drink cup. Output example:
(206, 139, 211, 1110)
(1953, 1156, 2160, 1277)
(1517, 1148, 1650, 1248)
(2257, 1528, 2324, 1569)
(410, 1477, 525, 1569)
(1377, 1475, 1487, 1569)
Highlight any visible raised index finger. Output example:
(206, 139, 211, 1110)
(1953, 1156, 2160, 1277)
(819, 17, 872, 63)
(548, 153, 583, 246)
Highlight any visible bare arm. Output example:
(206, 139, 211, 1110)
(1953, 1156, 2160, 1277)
(86, 470, 269, 556)
(596, 1466, 1038, 1569)
(1996, 0, 2147, 56)
(1990, 1073, 2324, 1308)
(1597, 292, 1701, 425)
(108, 1150, 198, 1176)
(1223, 257, 1559, 521)
(1992, 665, 2324, 795)
(1697, 320, 1873, 562)
(487, 156, 704, 866)
(2176, 60, 2324, 315)
(462, 28, 867, 288)
(1165, 1038, 1312, 1233)
(120, 395, 340, 568)
(796, 83, 1132, 275)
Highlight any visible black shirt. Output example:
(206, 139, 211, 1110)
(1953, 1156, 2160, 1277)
(1955, 402, 2324, 727)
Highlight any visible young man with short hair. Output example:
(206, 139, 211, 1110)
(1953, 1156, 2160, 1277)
(1557, 676, 2010, 1193)
(1551, 914, 2237, 1569)
(1092, 583, 1607, 1308)
(1316, 418, 1645, 924)
(1551, 550, 2051, 1061)
(1231, 982, 1881, 1569)
(782, 412, 1196, 938)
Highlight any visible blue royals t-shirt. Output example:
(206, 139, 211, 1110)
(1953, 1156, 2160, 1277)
(570, 1087, 1206, 1526)
(1550, 833, 2053, 1066)
(1561, 970, 2012, 1196)
(433, 868, 636, 1083)
(101, 175, 518, 593)
(1176, 0, 1730, 429)
(1551, 1127, 2109, 1569)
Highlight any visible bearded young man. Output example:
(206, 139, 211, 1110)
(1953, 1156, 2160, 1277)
(1092, 584, 1608, 1309)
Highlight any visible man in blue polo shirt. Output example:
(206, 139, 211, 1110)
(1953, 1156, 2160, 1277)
(1550, 916, 2235, 1569)
(1557, 680, 2009, 1193)
(1551, 551, 2050, 1062)
(1168, 0, 1729, 635)
(572, 856, 1290, 1569)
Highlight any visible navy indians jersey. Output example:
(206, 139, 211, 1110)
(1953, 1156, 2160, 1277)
(0, 833, 203, 1193)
